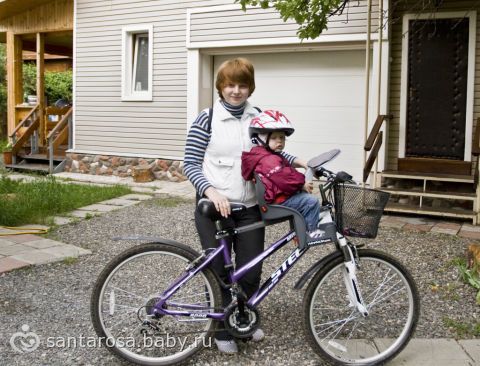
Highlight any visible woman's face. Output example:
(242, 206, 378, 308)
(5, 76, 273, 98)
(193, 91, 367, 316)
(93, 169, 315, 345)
(221, 82, 250, 106)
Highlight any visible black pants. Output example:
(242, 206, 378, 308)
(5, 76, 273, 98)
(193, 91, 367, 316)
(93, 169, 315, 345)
(194, 204, 265, 339)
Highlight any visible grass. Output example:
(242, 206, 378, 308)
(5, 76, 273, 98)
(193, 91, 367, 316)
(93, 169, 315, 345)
(0, 175, 131, 226)
(150, 195, 192, 207)
(443, 317, 480, 338)
(61, 257, 78, 265)
(452, 258, 480, 304)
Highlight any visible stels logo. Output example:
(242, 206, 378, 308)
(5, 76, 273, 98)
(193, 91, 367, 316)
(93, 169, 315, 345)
(270, 248, 301, 285)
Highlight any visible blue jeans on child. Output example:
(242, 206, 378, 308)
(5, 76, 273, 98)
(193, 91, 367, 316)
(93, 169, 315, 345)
(280, 192, 321, 232)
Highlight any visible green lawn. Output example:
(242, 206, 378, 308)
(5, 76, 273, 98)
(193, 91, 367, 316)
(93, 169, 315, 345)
(0, 175, 132, 226)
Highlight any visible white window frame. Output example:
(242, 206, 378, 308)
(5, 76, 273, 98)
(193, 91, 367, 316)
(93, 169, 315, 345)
(122, 24, 153, 101)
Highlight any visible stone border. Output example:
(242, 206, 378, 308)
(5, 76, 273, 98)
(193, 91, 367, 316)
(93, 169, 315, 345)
(64, 153, 188, 182)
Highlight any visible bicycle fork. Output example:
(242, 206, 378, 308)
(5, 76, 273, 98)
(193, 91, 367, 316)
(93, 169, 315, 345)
(337, 234, 369, 317)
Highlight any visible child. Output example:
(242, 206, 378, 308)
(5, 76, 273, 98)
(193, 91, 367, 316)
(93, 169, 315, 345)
(241, 110, 324, 239)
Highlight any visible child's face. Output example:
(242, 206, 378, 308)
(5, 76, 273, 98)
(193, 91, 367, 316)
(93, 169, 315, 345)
(268, 131, 286, 152)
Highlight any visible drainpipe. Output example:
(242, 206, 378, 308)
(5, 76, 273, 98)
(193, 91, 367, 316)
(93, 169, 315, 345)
(364, 0, 372, 187)
(373, 0, 384, 189)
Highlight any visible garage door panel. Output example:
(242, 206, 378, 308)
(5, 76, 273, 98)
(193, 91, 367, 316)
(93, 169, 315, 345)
(248, 51, 365, 76)
(285, 144, 364, 179)
(262, 107, 364, 145)
(214, 51, 366, 180)
(254, 77, 364, 107)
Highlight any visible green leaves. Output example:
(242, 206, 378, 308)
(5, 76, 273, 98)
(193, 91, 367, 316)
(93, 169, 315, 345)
(236, 0, 347, 39)
(23, 64, 72, 104)
(454, 258, 480, 305)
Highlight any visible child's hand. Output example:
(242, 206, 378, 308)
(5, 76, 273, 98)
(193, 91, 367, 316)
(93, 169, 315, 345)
(303, 182, 313, 193)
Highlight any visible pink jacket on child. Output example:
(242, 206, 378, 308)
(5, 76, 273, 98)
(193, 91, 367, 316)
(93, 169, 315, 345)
(241, 146, 305, 203)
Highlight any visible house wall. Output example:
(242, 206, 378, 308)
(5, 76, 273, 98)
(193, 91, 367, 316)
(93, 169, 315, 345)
(74, 0, 380, 160)
(188, 2, 379, 45)
(387, 0, 480, 171)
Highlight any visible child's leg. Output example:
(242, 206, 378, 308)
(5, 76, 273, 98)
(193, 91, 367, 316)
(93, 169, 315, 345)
(281, 192, 321, 231)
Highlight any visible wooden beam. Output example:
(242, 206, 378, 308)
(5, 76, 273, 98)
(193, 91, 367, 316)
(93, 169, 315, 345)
(473, 118, 480, 155)
(22, 40, 72, 57)
(0, 0, 73, 34)
(6, 31, 23, 137)
(36, 32, 45, 145)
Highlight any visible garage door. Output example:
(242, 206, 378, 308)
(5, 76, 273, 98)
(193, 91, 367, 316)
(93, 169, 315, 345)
(214, 51, 366, 181)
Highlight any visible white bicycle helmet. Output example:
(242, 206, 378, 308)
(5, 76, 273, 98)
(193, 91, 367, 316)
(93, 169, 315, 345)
(249, 110, 294, 145)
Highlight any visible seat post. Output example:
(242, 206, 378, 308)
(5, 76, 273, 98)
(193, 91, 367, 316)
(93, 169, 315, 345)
(215, 220, 224, 233)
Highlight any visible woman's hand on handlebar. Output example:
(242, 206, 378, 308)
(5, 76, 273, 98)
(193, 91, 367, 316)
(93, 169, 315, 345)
(204, 187, 231, 218)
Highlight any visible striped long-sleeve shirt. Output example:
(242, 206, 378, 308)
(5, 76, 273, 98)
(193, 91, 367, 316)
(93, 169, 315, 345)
(183, 104, 296, 197)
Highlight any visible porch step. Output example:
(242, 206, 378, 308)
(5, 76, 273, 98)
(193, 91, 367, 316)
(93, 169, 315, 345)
(18, 153, 64, 163)
(380, 170, 478, 224)
(381, 170, 474, 183)
(381, 187, 476, 200)
(385, 203, 476, 220)
(5, 153, 66, 174)
(4, 162, 50, 173)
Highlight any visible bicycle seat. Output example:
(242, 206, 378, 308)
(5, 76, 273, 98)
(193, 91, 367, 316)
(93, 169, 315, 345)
(197, 198, 247, 221)
(254, 174, 309, 250)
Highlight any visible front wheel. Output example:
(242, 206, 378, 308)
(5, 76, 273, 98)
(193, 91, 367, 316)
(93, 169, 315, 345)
(90, 242, 222, 366)
(303, 249, 419, 365)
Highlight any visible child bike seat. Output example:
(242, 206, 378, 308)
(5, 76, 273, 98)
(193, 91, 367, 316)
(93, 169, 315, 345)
(254, 174, 309, 250)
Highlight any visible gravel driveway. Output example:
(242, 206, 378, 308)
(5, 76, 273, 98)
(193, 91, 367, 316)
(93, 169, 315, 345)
(0, 197, 478, 366)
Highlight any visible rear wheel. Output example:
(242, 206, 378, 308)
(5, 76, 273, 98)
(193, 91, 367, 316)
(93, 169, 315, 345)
(90, 242, 222, 366)
(303, 249, 419, 365)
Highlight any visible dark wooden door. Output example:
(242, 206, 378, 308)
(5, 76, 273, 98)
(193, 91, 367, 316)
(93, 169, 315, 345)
(406, 18, 469, 160)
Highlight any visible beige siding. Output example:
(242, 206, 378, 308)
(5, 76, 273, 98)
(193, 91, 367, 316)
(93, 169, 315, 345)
(189, 1, 379, 44)
(75, 0, 378, 157)
(387, 0, 480, 172)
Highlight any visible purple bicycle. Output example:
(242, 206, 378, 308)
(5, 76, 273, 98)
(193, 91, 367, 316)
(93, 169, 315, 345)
(90, 150, 419, 365)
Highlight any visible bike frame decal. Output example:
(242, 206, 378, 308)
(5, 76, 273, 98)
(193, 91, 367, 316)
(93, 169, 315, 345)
(154, 243, 226, 320)
(248, 245, 308, 307)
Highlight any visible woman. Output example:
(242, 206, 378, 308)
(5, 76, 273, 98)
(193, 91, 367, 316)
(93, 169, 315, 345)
(184, 58, 308, 353)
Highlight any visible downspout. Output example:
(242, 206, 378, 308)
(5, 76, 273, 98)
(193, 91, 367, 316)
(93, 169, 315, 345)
(373, 0, 384, 188)
(363, 0, 372, 187)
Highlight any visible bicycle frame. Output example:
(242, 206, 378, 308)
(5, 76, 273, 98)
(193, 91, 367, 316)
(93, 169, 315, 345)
(154, 226, 368, 321)
(154, 229, 310, 320)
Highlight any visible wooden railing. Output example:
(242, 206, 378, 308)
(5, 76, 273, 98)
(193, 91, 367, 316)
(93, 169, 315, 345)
(9, 105, 40, 164)
(472, 118, 480, 186)
(47, 107, 72, 173)
(363, 114, 391, 183)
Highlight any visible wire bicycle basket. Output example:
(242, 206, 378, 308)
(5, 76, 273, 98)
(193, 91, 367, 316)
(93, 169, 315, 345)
(333, 184, 390, 238)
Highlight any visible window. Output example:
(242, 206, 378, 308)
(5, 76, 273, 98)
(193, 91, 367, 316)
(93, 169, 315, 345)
(122, 24, 153, 101)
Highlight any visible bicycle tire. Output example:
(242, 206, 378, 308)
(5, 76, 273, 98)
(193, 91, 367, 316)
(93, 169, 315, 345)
(303, 249, 419, 365)
(90, 242, 222, 366)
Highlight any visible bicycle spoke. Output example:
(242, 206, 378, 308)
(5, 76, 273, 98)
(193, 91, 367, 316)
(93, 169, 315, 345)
(305, 251, 419, 365)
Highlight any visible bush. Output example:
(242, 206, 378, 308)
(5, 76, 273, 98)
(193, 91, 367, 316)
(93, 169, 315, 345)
(23, 63, 72, 105)
(23, 63, 37, 97)
(45, 69, 73, 103)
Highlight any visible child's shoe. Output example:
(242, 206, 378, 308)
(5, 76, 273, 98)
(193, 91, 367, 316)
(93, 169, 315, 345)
(251, 328, 265, 342)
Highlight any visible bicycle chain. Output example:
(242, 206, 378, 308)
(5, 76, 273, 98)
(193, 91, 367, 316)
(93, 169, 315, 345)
(144, 326, 229, 337)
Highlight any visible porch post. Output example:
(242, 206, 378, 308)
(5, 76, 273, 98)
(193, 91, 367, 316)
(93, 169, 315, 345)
(6, 31, 23, 137)
(36, 32, 45, 146)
